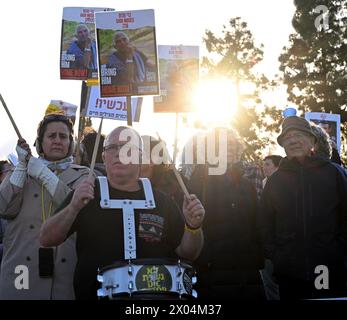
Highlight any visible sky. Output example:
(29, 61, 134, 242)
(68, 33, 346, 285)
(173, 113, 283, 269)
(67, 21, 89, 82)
(0, 0, 296, 160)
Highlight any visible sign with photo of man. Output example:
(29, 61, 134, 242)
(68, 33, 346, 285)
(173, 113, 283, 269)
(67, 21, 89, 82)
(60, 7, 114, 80)
(305, 112, 341, 153)
(154, 45, 199, 113)
(95, 9, 159, 97)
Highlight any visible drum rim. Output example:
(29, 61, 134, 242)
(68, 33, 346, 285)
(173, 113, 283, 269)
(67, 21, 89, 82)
(99, 258, 193, 272)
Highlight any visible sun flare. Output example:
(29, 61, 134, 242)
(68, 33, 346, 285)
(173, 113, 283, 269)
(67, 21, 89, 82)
(192, 79, 239, 127)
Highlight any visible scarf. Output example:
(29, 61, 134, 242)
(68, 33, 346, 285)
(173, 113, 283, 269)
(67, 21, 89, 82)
(40, 156, 74, 173)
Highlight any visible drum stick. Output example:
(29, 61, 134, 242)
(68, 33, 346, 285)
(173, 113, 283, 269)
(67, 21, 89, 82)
(84, 118, 103, 204)
(0, 94, 23, 139)
(156, 132, 190, 199)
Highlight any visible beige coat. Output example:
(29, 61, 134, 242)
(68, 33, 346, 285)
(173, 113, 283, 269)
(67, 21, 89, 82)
(0, 164, 89, 300)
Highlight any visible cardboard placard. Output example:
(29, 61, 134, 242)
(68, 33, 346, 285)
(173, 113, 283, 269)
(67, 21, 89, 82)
(60, 7, 114, 80)
(95, 9, 159, 97)
(305, 112, 341, 152)
(80, 82, 142, 122)
(154, 45, 199, 113)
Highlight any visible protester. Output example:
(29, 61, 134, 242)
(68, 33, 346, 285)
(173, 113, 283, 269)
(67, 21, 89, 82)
(317, 121, 343, 166)
(0, 160, 12, 184)
(259, 155, 283, 300)
(67, 24, 97, 70)
(0, 160, 12, 268)
(108, 31, 156, 85)
(140, 135, 185, 206)
(260, 116, 347, 300)
(40, 126, 205, 300)
(241, 161, 264, 199)
(0, 113, 89, 299)
(188, 127, 265, 299)
(262, 155, 283, 188)
(80, 129, 106, 176)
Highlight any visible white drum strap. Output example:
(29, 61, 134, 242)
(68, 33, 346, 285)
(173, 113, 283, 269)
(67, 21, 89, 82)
(97, 177, 156, 260)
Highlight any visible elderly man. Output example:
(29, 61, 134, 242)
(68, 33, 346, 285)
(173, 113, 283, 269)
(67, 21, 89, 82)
(40, 126, 205, 300)
(67, 24, 97, 70)
(108, 31, 155, 85)
(260, 116, 347, 300)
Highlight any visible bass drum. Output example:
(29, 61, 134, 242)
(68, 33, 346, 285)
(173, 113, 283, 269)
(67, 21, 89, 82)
(97, 258, 197, 300)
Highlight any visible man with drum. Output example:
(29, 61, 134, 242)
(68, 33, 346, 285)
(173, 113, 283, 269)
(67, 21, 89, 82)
(40, 126, 205, 300)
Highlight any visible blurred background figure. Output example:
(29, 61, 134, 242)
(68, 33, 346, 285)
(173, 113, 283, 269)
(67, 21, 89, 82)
(0, 160, 13, 269)
(80, 128, 106, 176)
(0, 160, 12, 184)
(262, 155, 283, 188)
(188, 127, 265, 300)
(141, 135, 185, 206)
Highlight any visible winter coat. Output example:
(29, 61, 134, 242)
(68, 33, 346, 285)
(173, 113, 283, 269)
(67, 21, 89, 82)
(0, 164, 89, 300)
(259, 156, 347, 281)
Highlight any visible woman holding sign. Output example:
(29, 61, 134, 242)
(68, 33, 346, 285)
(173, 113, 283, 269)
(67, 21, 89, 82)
(0, 113, 89, 300)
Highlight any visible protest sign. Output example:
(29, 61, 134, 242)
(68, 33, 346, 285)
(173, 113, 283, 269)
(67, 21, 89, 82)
(95, 9, 159, 97)
(154, 45, 199, 113)
(305, 112, 341, 152)
(80, 82, 142, 121)
(60, 7, 113, 80)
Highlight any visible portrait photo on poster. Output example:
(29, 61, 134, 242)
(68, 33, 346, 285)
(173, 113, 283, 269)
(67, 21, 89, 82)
(60, 7, 114, 80)
(96, 9, 159, 97)
(154, 45, 199, 113)
(305, 112, 341, 153)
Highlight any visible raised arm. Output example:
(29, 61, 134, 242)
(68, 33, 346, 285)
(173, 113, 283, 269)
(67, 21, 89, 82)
(175, 194, 205, 261)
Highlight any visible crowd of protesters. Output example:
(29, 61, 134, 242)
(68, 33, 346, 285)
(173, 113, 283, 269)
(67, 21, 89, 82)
(0, 111, 346, 300)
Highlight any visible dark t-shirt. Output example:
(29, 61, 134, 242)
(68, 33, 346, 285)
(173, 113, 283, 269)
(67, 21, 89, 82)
(59, 181, 185, 300)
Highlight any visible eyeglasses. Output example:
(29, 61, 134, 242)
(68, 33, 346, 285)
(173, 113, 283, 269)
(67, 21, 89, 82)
(103, 143, 141, 153)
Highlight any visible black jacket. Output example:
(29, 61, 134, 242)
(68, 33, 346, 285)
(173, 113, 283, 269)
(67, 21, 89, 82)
(189, 165, 264, 280)
(260, 156, 347, 281)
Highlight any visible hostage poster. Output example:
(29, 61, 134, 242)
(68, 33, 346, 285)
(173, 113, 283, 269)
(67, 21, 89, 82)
(60, 7, 114, 80)
(95, 9, 159, 97)
(305, 112, 341, 153)
(154, 45, 199, 113)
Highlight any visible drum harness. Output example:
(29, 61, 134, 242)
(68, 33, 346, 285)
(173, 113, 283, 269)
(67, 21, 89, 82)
(96, 176, 192, 298)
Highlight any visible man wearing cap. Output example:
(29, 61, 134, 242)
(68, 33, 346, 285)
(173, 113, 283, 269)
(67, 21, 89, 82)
(259, 116, 347, 299)
(67, 24, 97, 70)
(40, 126, 205, 300)
(108, 31, 156, 86)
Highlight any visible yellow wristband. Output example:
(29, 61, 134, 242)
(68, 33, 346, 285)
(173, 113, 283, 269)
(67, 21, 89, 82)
(184, 224, 201, 234)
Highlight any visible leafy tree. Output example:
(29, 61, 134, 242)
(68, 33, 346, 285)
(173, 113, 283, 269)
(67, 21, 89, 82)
(203, 17, 281, 160)
(279, 0, 347, 158)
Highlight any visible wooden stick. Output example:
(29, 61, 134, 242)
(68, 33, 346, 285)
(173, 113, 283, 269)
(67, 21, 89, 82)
(0, 94, 22, 139)
(83, 118, 103, 204)
(126, 96, 132, 126)
(156, 132, 190, 199)
(173, 112, 179, 164)
(87, 117, 103, 181)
